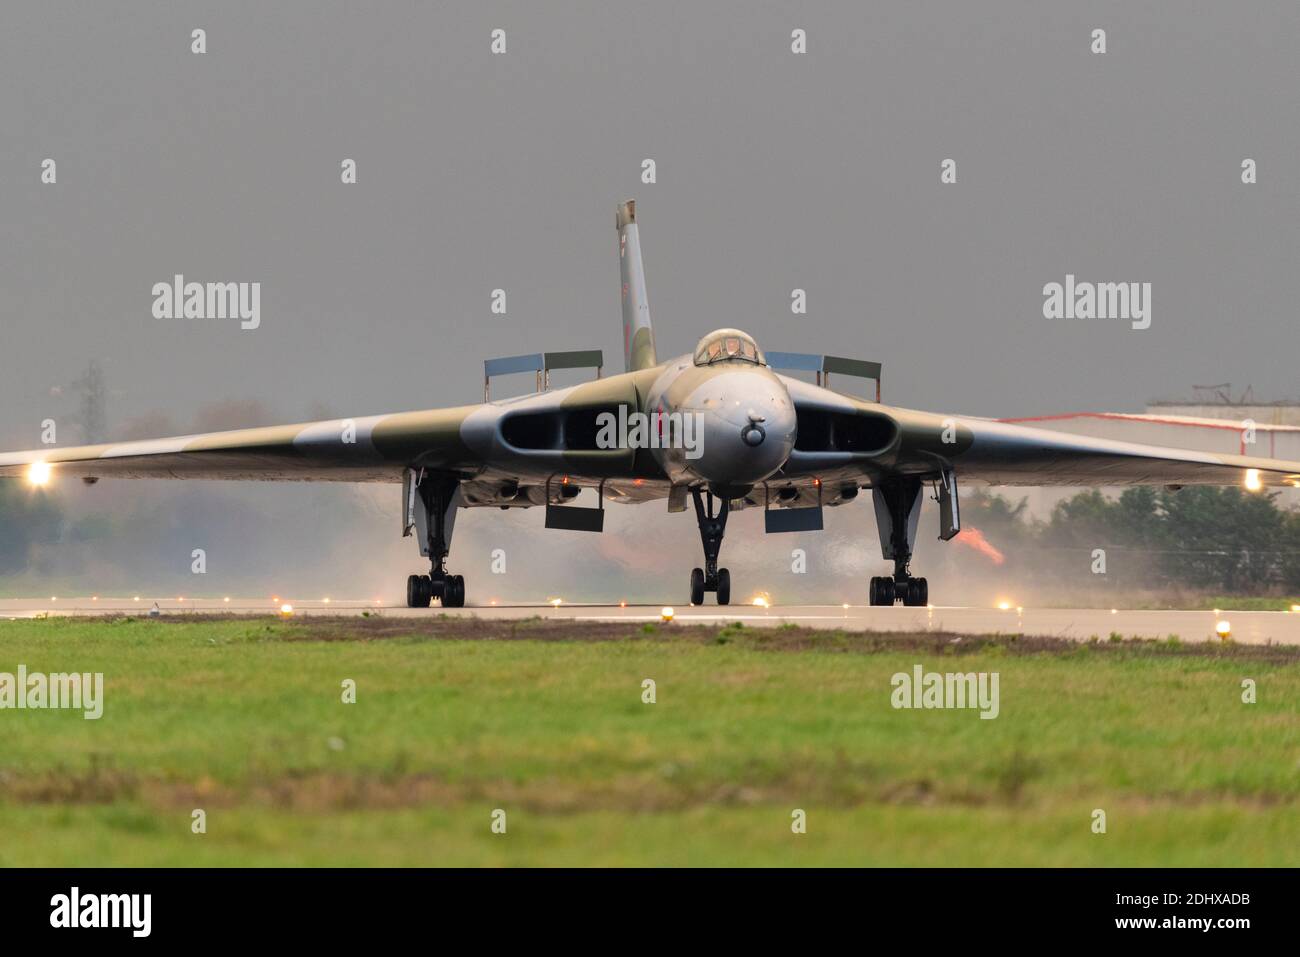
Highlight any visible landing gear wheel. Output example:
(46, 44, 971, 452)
(442, 575, 466, 608)
(716, 568, 731, 606)
(901, 580, 919, 606)
(899, 577, 928, 607)
(407, 574, 431, 608)
(869, 576, 895, 606)
(690, 567, 705, 606)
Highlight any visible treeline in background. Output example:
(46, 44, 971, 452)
(954, 486, 1300, 605)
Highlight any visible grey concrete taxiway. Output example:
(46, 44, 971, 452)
(2, 598, 1297, 645)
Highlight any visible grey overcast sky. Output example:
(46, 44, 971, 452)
(2, 1, 1298, 450)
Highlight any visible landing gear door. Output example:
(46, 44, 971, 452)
(873, 481, 923, 560)
(403, 468, 420, 540)
(406, 470, 462, 558)
(937, 469, 960, 541)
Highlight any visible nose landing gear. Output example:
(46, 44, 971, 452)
(689, 488, 731, 605)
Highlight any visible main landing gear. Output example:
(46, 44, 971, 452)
(405, 472, 466, 608)
(867, 574, 927, 607)
(407, 571, 465, 609)
(869, 477, 928, 607)
(689, 488, 731, 606)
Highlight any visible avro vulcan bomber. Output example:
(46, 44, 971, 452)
(4, 201, 1298, 607)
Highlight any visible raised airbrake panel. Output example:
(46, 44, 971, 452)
(765, 351, 822, 372)
(767, 352, 882, 401)
(484, 353, 544, 377)
(484, 350, 604, 400)
(484, 353, 544, 399)
(822, 355, 882, 381)
(544, 349, 603, 371)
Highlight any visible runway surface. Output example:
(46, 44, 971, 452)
(3, 597, 1298, 644)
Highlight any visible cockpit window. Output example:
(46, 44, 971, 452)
(694, 329, 765, 366)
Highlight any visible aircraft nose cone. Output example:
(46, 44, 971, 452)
(682, 371, 796, 488)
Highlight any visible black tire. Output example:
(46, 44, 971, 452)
(690, 567, 705, 606)
(880, 578, 896, 606)
(901, 578, 928, 607)
(868, 576, 885, 606)
(716, 568, 731, 606)
(407, 574, 431, 608)
(443, 575, 465, 608)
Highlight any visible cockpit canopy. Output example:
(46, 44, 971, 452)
(692, 328, 765, 367)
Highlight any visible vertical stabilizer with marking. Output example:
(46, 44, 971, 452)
(616, 199, 658, 372)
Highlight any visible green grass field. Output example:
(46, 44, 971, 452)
(0, 615, 1297, 866)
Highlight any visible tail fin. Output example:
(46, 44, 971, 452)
(616, 199, 658, 372)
